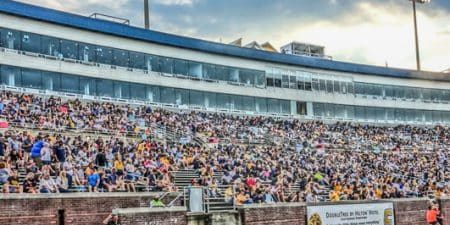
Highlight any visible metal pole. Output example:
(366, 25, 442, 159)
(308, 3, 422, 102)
(412, 0, 421, 71)
(144, 0, 150, 29)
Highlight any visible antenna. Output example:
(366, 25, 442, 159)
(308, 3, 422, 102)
(144, 0, 150, 29)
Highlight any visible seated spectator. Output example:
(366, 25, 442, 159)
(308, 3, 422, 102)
(39, 173, 58, 193)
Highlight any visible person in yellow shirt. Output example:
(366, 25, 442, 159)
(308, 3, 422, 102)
(114, 156, 124, 176)
(329, 190, 340, 202)
(235, 191, 248, 205)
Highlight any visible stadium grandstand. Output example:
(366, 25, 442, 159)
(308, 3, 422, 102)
(0, 0, 449, 224)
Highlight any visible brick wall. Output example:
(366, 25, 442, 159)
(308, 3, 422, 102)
(392, 198, 428, 225)
(240, 203, 306, 225)
(117, 207, 187, 225)
(0, 192, 180, 225)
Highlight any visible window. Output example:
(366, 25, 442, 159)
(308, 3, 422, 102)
(21, 32, 41, 53)
(319, 79, 326, 92)
(147, 86, 160, 102)
(42, 71, 60, 91)
(21, 68, 41, 89)
(60, 39, 78, 59)
(0, 65, 21, 86)
(113, 49, 129, 68)
(202, 64, 215, 80)
(266, 76, 274, 87)
(240, 96, 255, 111)
(175, 89, 189, 105)
(216, 94, 231, 109)
(96, 46, 113, 65)
(160, 87, 175, 104)
(282, 75, 289, 88)
(159, 57, 173, 74)
(255, 72, 265, 87)
(289, 76, 297, 89)
(60, 74, 79, 94)
(0, 29, 20, 50)
(204, 92, 216, 108)
(40, 36, 60, 57)
(80, 77, 96, 96)
(97, 80, 114, 97)
(173, 59, 188, 76)
(268, 99, 280, 113)
(296, 102, 307, 115)
(129, 52, 146, 70)
(255, 98, 267, 113)
(114, 81, 130, 99)
(239, 70, 254, 85)
(129, 83, 146, 100)
(189, 62, 202, 78)
(189, 90, 205, 107)
(78, 43, 96, 62)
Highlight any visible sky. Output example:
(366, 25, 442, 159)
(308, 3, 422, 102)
(17, 0, 450, 72)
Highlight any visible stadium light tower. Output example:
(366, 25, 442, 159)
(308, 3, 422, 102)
(409, 0, 431, 71)
(144, 0, 150, 29)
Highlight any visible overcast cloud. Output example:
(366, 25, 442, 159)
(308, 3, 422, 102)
(17, 0, 450, 72)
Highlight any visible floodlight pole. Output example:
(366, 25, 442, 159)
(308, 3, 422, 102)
(144, 0, 150, 29)
(412, 0, 421, 71)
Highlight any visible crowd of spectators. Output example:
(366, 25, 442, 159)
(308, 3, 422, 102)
(0, 91, 449, 205)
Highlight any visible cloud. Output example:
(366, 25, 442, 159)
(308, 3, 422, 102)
(153, 0, 199, 6)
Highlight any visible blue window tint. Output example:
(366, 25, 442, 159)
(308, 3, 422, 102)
(189, 90, 204, 107)
(61, 39, 78, 59)
(97, 80, 114, 97)
(114, 81, 130, 99)
(113, 49, 129, 68)
(202, 64, 215, 80)
(42, 71, 60, 91)
(159, 57, 173, 74)
(0, 29, 20, 50)
(160, 87, 175, 104)
(255, 98, 267, 113)
(188, 62, 202, 78)
(240, 96, 255, 111)
(147, 55, 160, 72)
(173, 59, 188, 76)
(21, 32, 41, 53)
(204, 92, 216, 108)
(60, 74, 79, 93)
(129, 51, 146, 70)
(0, 65, 21, 86)
(78, 43, 96, 62)
(147, 86, 160, 102)
(129, 83, 147, 100)
(216, 94, 231, 109)
(239, 69, 255, 85)
(80, 77, 96, 95)
(267, 99, 280, 113)
(41, 36, 60, 57)
(96, 46, 113, 65)
(175, 89, 189, 105)
(21, 68, 42, 89)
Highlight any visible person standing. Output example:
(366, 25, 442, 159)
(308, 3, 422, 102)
(427, 205, 438, 225)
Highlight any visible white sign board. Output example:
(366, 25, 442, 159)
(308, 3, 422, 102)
(307, 202, 395, 225)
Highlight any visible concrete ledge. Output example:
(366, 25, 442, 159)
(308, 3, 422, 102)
(239, 202, 306, 209)
(0, 192, 180, 200)
(117, 206, 187, 215)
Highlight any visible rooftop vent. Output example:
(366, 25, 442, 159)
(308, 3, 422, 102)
(281, 41, 332, 60)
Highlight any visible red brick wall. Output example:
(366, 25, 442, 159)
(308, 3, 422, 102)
(117, 207, 187, 225)
(240, 203, 306, 225)
(0, 193, 180, 225)
(392, 199, 428, 225)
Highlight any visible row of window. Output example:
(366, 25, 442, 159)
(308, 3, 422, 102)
(0, 27, 265, 86)
(314, 103, 450, 123)
(354, 83, 450, 103)
(0, 65, 290, 114)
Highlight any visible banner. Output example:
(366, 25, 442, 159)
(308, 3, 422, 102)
(307, 202, 394, 225)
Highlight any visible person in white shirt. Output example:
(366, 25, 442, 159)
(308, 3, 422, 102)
(41, 142, 52, 165)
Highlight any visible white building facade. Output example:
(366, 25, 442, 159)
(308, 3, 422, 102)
(0, 0, 450, 125)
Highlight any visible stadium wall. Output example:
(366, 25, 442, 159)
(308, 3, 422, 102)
(0, 192, 181, 225)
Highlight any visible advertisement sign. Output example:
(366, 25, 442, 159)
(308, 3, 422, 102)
(307, 202, 395, 225)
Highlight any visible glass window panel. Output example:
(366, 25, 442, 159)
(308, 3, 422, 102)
(96, 46, 113, 65)
(175, 89, 189, 105)
(216, 94, 231, 109)
(346, 105, 355, 119)
(80, 77, 96, 96)
(395, 87, 405, 99)
(414, 110, 424, 122)
(42, 71, 60, 91)
(255, 72, 265, 87)
(188, 62, 202, 78)
(21, 68, 41, 89)
(239, 96, 255, 111)
(274, 74, 282, 87)
(297, 102, 307, 115)
(282, 75, 289, 88)
(386, 108, 395, 121)
(78, 43, 96, 62)
(189, 90, 205, 107)
(443, 112, 450, 123)
(395, 109, 405, 122)
(432, 111, 442, 123)
(375, 108, 385, 121)
(40, 36, 60, 56)
(305, 81, 312, 91)
(334, 81, 341, 93)
(114, 81, 130, 99)
(313, 103, 325, 117)
(289, 76, 297, 89)
(228, 68, 239, 83)
(335, 104, 345, 118)
(60, 74, 79, 94)
(239, 70, 254, 85)
(354, 83, 365, 95)
(255, 98, 267, 113)
(266, 77, 274, 87)
(0, 29, 20, 50)
(324, 104, 334, 118)
(0, 65, 21, 86)
(347, 82, 354, 94)
(312, 78, 319, 91)
(159, 57, 173, 74)
(204, 92, 216, 108)
(424, 111, 432, 122)
(173, 59, 189, 76)
(326, 80, 333, 93)
(202, 64, 215, 80)
(129, 52, 146, 70)
(281, 100, 290, 114)
(147, 55, 160, 72)
(21, 32, 41, 53)
(60, 39, 78, 59)
(319, 79, 327, 92)
(214, 66, 227, 81)
(147, 86, 160, 102)
(97, 80, 114, 97)
(267, 99, 280, 113)
(129, 83, 146, 100)
(354, 106, 366, 120)
(366, 107, 376, 120)
(384, 86, 394, 98)
(160, 87, 175, 104)
(113, 49, 129, 68)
